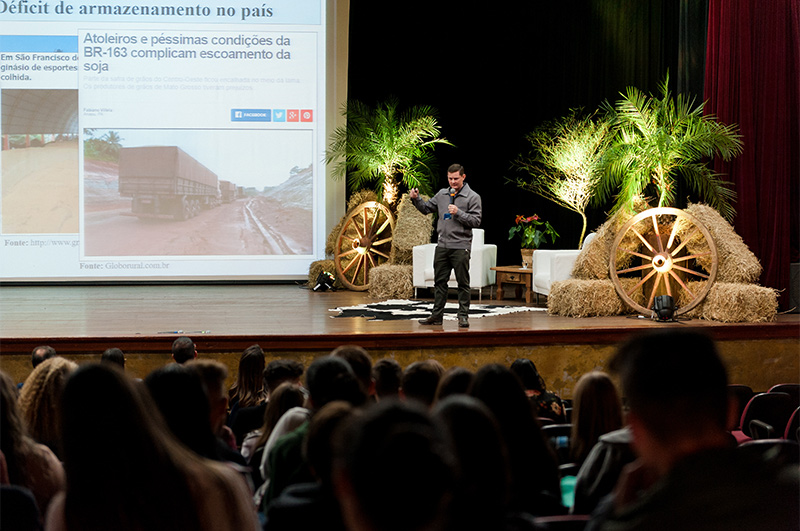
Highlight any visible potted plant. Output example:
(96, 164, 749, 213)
(508, 214, 559, 268)
(324, 97, 452, 210)
(598, 74, 744, 220)
(512, 110, 613, 247)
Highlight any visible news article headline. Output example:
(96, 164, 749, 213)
(0, 0, 275, 21)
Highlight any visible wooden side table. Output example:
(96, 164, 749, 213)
(491, 266, 534, 303)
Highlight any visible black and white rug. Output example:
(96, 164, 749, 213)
(331, 299, 545, 321)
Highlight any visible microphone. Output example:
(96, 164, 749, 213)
(444, 188, 455, 220)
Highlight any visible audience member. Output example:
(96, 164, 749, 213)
(47, 363, 258, 531)
(401, 359, 445, 407)
(145, 364, 245, 469)
(433, 395, 509, 530)
(510, 358, 566, 423)
(18, 357, 77, 458)
(434, 366, 474, 403)
(187, 359, 244, 460)
(0, 371, 65, 518)
(587, 330, 800, 530)
(264, 401, 357, 531)
(232, 358, 304, 447)
(264, 356, 366, 507)
(572, 426, 635, 516)
(228, 345, 267, 427)
(372, 358, 402, 400)
(570, 371, 623, 466)
(171, 336, 197, 364)
(333, 400, 455, 531)
(243, 382, 306, 478)
(100, 348, 125, 369)
(470, 364, 564, 516)
(331, 345, 375, 399)
(31, 346, 57, 369)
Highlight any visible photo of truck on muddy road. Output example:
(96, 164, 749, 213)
(118, 146, 234, 220)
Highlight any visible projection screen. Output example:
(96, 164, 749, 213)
(0, 0, 347, 281)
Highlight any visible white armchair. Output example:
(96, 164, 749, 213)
(412, 228, 497, 300)
(532, 232, 597, 298)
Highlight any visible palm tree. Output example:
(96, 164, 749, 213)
(598, 75, 743, 221)
(325, 98, 452, 209)
(513, 110, 613, 247)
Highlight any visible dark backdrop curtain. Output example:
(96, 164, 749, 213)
(704, 0, 800, 310)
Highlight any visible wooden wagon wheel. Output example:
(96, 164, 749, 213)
(334, 201, 395, 291)
(609, 207, 718, 317)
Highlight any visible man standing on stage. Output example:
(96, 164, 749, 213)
(410, 163, 482, 328)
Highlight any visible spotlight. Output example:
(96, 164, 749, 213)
(652, 295, 676, 321)
(313, 271, 335, 292)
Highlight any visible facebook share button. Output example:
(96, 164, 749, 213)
(231, 109, 271, 122)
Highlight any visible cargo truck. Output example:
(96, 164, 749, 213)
(219, 180, 236, 203)
(118, 146, 222, 220)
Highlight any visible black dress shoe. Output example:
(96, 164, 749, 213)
(458, 316, 469, 328)
(419, 315, 443, 325)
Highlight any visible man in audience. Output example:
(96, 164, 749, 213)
(331, 345, 375, 400)
(171, 336, 197, 364)
(31, 345, 56, 369)
(372, 358, 402, 400)
(588, 330, 799, 530)
(100, 347, 126, 369)
(401, 360, 445, 407)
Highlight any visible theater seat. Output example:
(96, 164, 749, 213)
(412, 228, 497, 300)
(732, 392, 795, 444)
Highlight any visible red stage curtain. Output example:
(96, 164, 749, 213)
(704, 0, 800, 310)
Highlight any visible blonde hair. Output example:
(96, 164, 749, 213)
(570, 371, 623, 463)
(18, 357, 77, 455)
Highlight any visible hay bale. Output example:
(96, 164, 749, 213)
(547, 278, 644, 317)
(390, 193, 433, 265)
(325, 190, 382, 257)
(308, 260, 344, 290)
(572, 199, 649, 280)
(368, 264, 413, 299)
(682, 203, 762, 284)
(675, 281, 777, 322)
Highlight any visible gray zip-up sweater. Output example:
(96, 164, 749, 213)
(411, 183, 482, 249)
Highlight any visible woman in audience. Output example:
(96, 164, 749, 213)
(470, 364, 564, 517)
(46, 363, 258, 531)
(241, 383, 306, 465)
(0, 370, 65, 518)
(510, 358, 566, 423)
(228, 345, 267, 425)
(434, 366, 474, 403)
(18, 357, 77, 458)
(569, 371, 623, 466)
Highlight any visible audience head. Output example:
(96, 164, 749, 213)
(60, 363, 203, 530)
(331, 345, 374, 397)
(305, 401, 359, 488)
(100, 347, 126, 369)
(435, 367, 474, 403)
(145, 363, 217, 459)
(171, 336, 196, 364)
(254, 382, 307, 450)
(264, 359, 304, 394)
(372, 358, 402, 400)
(401, 360, 445, 407)
(509, 358, 547, 393)
(186, 359, 229, 435)
(433, 395, 509, 528)
(18, 356, 77, 456)
(334, 400, 455, 531)
(610, 330, 732, 471)
(306, 355, 366, 410)
(0, 370, 29, 485)
(230, 344, 266, 408)
(31, 345, 56, 369)
(570, 371, 623, 464)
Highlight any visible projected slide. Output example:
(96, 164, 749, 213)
(0, 0, 329, 280)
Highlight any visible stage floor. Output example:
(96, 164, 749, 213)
(1, 283, 798, 393)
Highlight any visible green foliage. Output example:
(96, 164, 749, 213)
(508, 214, 560, 249)
(598, 74, 743, 220)
(324, 98, 452, 207)
(512, 110, 613, 247)
(84, 130, 123, 162)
